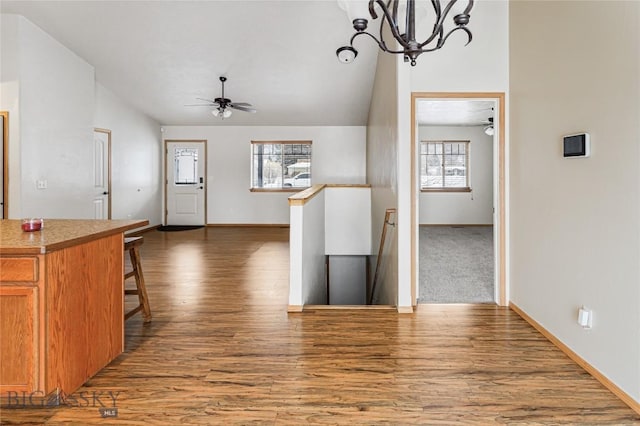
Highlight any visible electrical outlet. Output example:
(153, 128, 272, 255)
(578, 306, 593, 329)
(36, 180, 47, 189)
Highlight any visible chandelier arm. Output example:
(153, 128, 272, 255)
(417, 26, 472, 52)
(377, 1, 407, 49)
(418, 0, 469, 49)
(440, 0, 459, 19)
(391, 0, 399, 24)
(419, 18, 446, 49)
(378, 14, 411, 52)
(420, 10, 446, 47)
(463, 0, 474, 15)
(432, 0, 442, 17)
(442, 25, 473, 46)
(402, 26, 472, 55)
(350, 30, 407, 55)
(371, 0, 414, 50)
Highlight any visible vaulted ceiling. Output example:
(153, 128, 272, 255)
(1, 1, 379, 126)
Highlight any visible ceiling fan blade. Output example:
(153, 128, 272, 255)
(196, 97, 217, 103)
(229, 104, 257, 113)
(185, 103, 220, 107)
(229, 102, 252, 107)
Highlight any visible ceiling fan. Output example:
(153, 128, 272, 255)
(186, 76, 256, 119)
(482, 117, 495, 136)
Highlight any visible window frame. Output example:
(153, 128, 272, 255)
(420, 140, 471, 193)
(250, 140, 312, 192)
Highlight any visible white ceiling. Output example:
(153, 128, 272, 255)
(416, 100, 495, 126)
(1, 0, 379, 126)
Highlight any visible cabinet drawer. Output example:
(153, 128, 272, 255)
(0, 257, 39, 282)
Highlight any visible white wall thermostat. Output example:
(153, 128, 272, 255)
(563, 133, 590, 158)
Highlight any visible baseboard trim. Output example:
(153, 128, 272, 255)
(287, 305, 303, 313)
(207, 223, 290, 228)
(397, 306, 414, 314)
(125, 224, 161, 236)
(510, 302, 640, 415)
(419, 224, 493, 227)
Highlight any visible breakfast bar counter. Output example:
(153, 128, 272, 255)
(0, 219, 148, 402)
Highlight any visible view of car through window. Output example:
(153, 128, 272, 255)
(283, 172, 311, 187)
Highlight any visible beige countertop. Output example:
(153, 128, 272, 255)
(0, 219, 149, 255)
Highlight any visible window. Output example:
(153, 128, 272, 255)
(251, 141, 312, 190)
(173, 148, 198, 185)
(420, 140, 470, 191)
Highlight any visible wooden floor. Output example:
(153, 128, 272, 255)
(2, 227, 639, 425)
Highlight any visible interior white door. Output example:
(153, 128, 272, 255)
(0, 114, 4, 219)
(93, 129, 110, 219)
(166, 141, 206, 225)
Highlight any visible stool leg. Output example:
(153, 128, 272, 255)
(129, 246, 152, 323)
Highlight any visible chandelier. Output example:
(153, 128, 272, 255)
(336, 0, 474, 66)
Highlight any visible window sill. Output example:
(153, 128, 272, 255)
(421, 187, 472, 193)
(250, 187, 311, 193)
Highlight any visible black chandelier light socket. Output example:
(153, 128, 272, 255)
(336, 0, 474, 67)
(352, 18, 368, 32)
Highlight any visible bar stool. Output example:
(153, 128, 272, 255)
(124, 236, 152, 323)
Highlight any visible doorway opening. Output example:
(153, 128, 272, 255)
(411, 93, 506, 306)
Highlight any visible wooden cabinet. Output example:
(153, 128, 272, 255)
(0, 219, 147, 401)
(0, 282, 39, 394)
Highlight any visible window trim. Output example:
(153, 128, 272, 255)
(250, 140, 312, 192)
(420, 140, 471, 193)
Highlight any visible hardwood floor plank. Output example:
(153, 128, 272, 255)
(1, 227, 638, 424)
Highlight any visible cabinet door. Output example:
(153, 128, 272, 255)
(0, 286, 37, 393)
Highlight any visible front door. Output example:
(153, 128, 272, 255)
(165, 140, 206, 226)
(93, 129, 111, 219)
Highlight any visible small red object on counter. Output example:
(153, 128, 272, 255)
(21, 218, 43, 232)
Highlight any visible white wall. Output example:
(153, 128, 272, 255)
(366, 36, 400, 306)
(1, 15, 96, 218)
(409, 0, 509, 92)
(325, 186, 371, 255)
(162, 126, 365, 224)
(94, 83, 162, 227)
(510, 1, 640, 402)
(289, 192, 327, 306)
(301, 192, 327, 304)
(419, 126, 493, 224)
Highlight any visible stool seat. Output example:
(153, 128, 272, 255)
(124, 236, 151, 323)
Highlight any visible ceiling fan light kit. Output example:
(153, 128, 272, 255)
(484, 117, 494, 136)
(336, 0, 474, 66)
(187, 76, 256, 120)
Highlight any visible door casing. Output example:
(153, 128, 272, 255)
(411, 92, 506, 306)
(164, 139, 207, 225)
